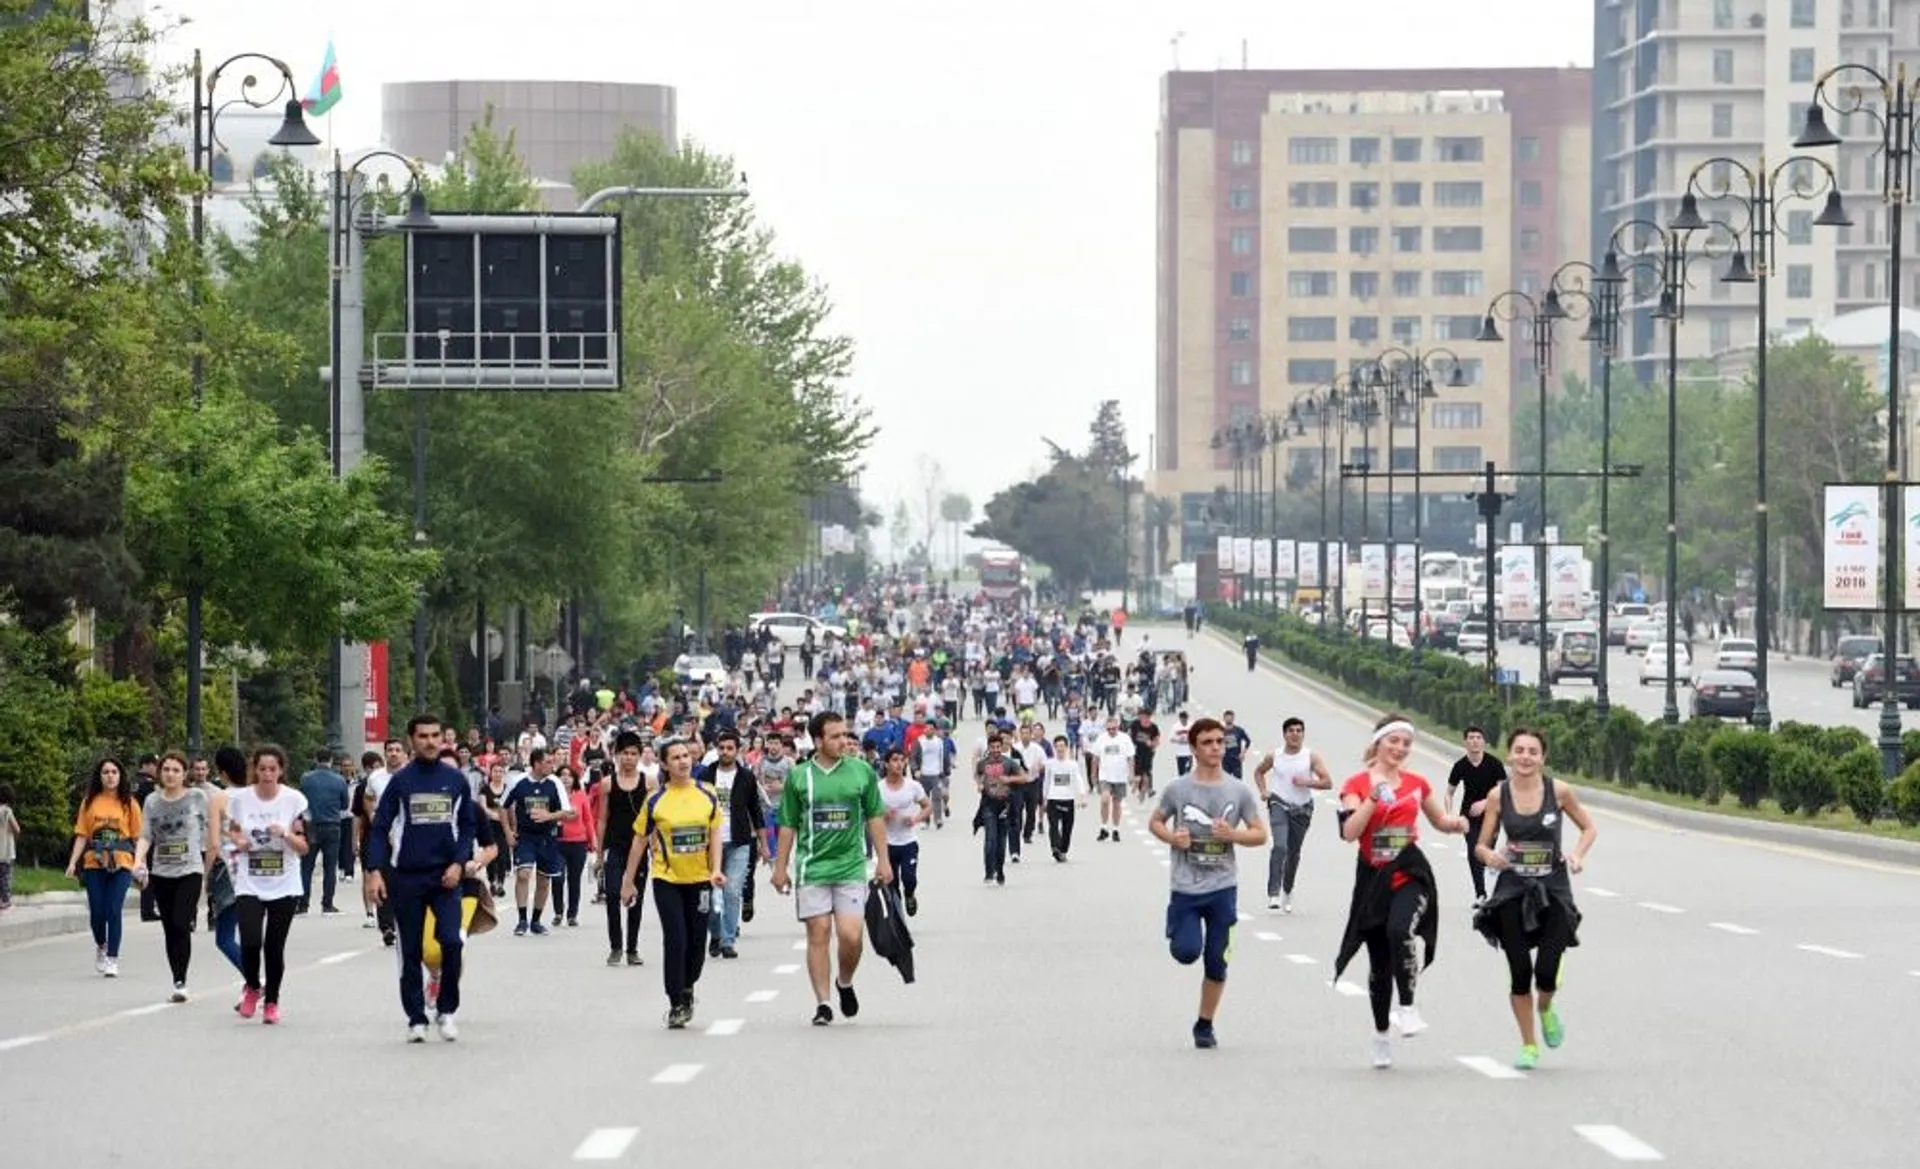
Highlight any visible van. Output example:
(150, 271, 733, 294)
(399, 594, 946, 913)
(1547, 622, 1601, 685)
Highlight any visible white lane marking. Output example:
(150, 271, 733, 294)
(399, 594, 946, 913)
(1585, 887, 1620, 898)
(1457, 1056, 1527, 1080)
(318, 949, 365, 965)
(572, 1128, 640, 1161)
(705, 1018, 745, 1036)
(1159, 860, 1171, 867)
(1636, 901, 1684, 914)
(1254, 931, 1283, 941)
(1332, 980, 1365, 997)
(790, 940, 807, 951)
(1797, 943, 1863, 959)
(745, 990, 778, 1003)
(1573, 1124, 1665, 1161)
(1709, 922, 1759, 935)
(772, 964, 800, 974)
(650, 1063, 704, 1084)
(1236, 911, 1251, 921)
(0, 1035, 47, 1052)
(1286, 954, 1317, 965)
(116, 1003, 170, 1018)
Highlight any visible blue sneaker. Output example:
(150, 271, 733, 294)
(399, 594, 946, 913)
(513, 921, 528, 937)
(530, 920, 549, 936)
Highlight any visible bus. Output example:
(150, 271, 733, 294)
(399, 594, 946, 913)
(979, 548, 1026, 604)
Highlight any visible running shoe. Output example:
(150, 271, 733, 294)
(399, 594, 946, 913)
(237, 987, 261, 1019)
(626, 951, 643, 966)
(551, 915, 562, 928)
(1097, 829, 1109, 842)
(567, 917, 579, 927)
(606, 949, 622, 967)
(102, 957, 119, 978)
(1397, 1006, 1428, 1038)
(1540, 1006, 1564, 1049)
(1268, 896, 1281, 910)
(170, 983, 188, 1004)
(719, 945, 738, 959)
(436, 1013, 459, 1041)
(1192, 1020, 1218, 1049)
(530, 920, 549, 937)
(262, 1004, 280, 1025)
(666, 1003, 691, 1030)
(708, 939, 721, 958)
(1514, 1044, 1539, 1070)
(407, 1024, 428, 1043)
(1370, 1033, 1393, 1069)
(741, 903, 755, 923)
(1282, 897, 1294, 915)
(513, 921, 527, 937)
(836, 981, 860, 1019)
(904, 894, 918, 916)
(995, 873, 1005, 886)
(811, 1003, 834, 1026)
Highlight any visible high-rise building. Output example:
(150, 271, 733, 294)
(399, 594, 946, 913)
(1155, 68, 1591, 558)
(1593, 0, 1919, 375)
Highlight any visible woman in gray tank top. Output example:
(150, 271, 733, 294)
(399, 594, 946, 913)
(1470, 726, 1598, 1071)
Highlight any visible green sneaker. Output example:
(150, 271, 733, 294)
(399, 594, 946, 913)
(1514, 1044, 1540, 1070)
(1540, 1006, 1564, 1049)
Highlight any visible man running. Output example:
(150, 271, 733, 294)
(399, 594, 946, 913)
(1149, 716, 1267, 1049)
(772, 711, 892, 1026)
(1220, 711, 1253, 779)
(1253, 717, 1333, 913)
(1446, 725, 1507, 907)
(1128, 706, 1162, 803)
(502, 749, 569, 936)
(1089, 716, 1132, 842)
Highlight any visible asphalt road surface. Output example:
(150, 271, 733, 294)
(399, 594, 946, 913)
(5, 626, 1917, 1167)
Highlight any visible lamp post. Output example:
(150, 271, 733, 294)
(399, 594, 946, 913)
(1673, 155, 1850, 732)
(1371, 347, 1466, 656)
(1283, 386, 1343, 609)
(186, 51, 319, 758)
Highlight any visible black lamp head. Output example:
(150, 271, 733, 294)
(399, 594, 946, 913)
(270, 99, 322, 148)
(1793, 104, 1841, 149)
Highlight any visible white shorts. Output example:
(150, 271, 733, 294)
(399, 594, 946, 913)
(794, 881, 867, 921)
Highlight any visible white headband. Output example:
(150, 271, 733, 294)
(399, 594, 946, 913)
(1371, 720, 1415, 745)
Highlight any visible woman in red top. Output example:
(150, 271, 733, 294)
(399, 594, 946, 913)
(553, 765, 596, 928)
(1335, 712, 1468, 1070)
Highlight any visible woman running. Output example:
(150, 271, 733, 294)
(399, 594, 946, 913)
(553, 765, 594, 927)
(620, 738, 724, 1029)
(225, 745, 310, 1023)
(66, 757, 142, 977)
(133, 751, 215, 1001)
(1471, 727, 1597, 1069)
(1333, 713, 1469, 1069)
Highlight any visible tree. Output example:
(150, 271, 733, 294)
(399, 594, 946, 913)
(888, 501, 912, 567)
(938, 492, 972, 572)
(1087, 399, 1132, 471)
(974, 402, 1139, 594)
(1144, 495, 1177, 575)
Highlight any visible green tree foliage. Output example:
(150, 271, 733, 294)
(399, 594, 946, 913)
(974, 401, 1133, 595)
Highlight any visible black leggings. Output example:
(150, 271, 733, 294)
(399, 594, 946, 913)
(556, 841, 588, 920)
(235, 895, 296, 1003)
(1494, 897, 1573, 996)
(652, 880, 711, 1007)
(1360, 883, 1429, 1033)
(603, 846, 645, 953)
(149, 872, 202, 985)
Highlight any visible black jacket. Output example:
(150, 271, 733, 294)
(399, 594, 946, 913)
(865, 880, 916, 984)
(1332, 844, 1441, 981)
(697, 761, 766, 853)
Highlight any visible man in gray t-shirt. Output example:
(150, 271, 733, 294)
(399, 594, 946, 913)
(1148, 716, 1269, 1050)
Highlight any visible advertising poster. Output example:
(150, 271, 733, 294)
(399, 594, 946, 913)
(1823, 485, 1878, 610)
(1360, 544, 1388, 602)
(1217, 534, 1236, 575)
(1275, 539, 1297, 582)
(1251, 538, 1273, 581)
(1232, 536, 1254, 575)
(1392, 544, 1418, 602)
(1297, 541, 1320, 589)
(1547, 545, 1586, 620)
(1500, 546, 1537, 623)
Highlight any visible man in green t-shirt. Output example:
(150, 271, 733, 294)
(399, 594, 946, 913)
(773, 711, 891, 1027)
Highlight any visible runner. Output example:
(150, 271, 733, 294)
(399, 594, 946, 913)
(1089, 715, 1131, 842)
(912, 717, 955, 828)
(973, 728, 1025, 885)
(1332, 713, 1469, 1069)
(1253, 717, 1333, 913)
(65, 757, 141, 977)
(620, 738, 724, 1029)
(1170, 711, 1193, 776)
(1149, 716, 1267, 1049)
(1470, 727, 1597, 1069)
(1445, 726, 1507, 907)
(132, 751, 214, 1001)
(593, 731, 652, 967)
(1042, 734, 1088, 861)
(1220, 711, 1253, 779)
(878, 748, 930, 915)
(1128, 706, 1161, 803)
(502, 748, 568, 937)
(225, 746, 310, 1024)
(771, 711, 891, 1026)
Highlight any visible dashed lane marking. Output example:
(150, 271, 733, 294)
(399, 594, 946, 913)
(572, 1128, 640, 1161)
(1457, 1056, 1527, 1080)
(745, 990, 778, 1003)
(790, 940, 807, 951)
(1332, 980, 1365, 997)
(650, 1063, 704, 1084)
(1573, 1124, 1665, 1162)
(1585, 887, 1620, 898)
(1253, 931, 1283, 942)
(1636, 901, 1684, 914)
(0, 1035, 47, 1052)
(1159, 860, 1171, 867)
(1708, 922, 1758, 935)
(116, 1003, 170, 1018)
(772, 964, 800, 975)
(1286, 954, 1317, 965)
(318, 950, 364, 965)
(1796, 943, 1863, 959)
(705, 1018, 745, 1036)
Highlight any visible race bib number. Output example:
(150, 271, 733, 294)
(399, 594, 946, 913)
(523, 796, 550, 817)
(1507, 841, 1556, 878)
(156, 840, 190, 861)
(250, 851, 286, 877)
(811, 803, 854, 833)
(669, 825, 708, 854)
(409, 793, 455, 826)
(1051, 771, 1073, 793)
(1188, 837, 1231, 866)
(1370, 825, 1412, 865)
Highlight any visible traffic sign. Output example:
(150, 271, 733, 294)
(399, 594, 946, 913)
(1495, 668, 1520, 685)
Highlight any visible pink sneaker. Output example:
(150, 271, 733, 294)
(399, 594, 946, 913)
(262, 1003, 280, 1025)
(426, 977, 440, 1006)
(236, 987, 261, 1019)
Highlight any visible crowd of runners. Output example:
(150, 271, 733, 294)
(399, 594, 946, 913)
(48, 577, 1596, 1070)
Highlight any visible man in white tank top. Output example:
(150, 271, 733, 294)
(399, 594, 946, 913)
(1252, 716, 1332, 913)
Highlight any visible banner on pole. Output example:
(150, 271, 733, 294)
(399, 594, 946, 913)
(1392, 544, 1417, 603)
(1822, 484, 1878, 610)
(1500, 546, 1537, 623)
(1251, 538, 1273, 581)
(1216, 534, 1236, 574)
(1360, 544, 1388, 602)
(1232, 536, 1254, 575)
(1275, 539, 1297, 582)
(1547, 545, 1586, 620)
(1297, 541, 1320, 588)
(1907, 486, 1920, 611)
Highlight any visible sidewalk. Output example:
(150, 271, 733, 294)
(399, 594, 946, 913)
(0, 889, 136, 950)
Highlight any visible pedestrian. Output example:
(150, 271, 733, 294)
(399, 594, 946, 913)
(972, 728, 1024, 885)
(553, 765, 594, 928)
(621, 738, 724, 1029)
(133, 751, 214, 1002)
(295, 748, 350, 915)
(1445, 726, 1507, 906)
(593, 731, 653, 967)
(1253, 717, 1333, 913)
(205, 747, 246, 974)
(502, 748, 567, 937)
(1470, 727, 1597, 1070)
(0, 784, 19, 912)
(1042, 734, 1088, 861)
(65, 756, 142, 978)
(878, 748, 929, 914)
(697, 729, 764, 960)
(226, 745, 310, 1024)
(1149, 716, 1267, 1049)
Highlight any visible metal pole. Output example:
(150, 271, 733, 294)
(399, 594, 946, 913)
(1880, 84, 1910, 778)
(324, 153, 344, 753)
(1535, 322, 1552, 703)
(1385, 372, 1399, 633)
(1410, 364, 1425, 662)
(1335, 411, 1349, 624)
(1752, 170, 1774, 731)
(186, 50, 207, 757)
(1318, 409, 1331, 608)
(576, 185, 751, 212)
(1120, 469, 1131, 612)
(1595, 295, 1615, 720)
(412, 391, 429, 713)
(337, 173, 370, 754)
(1663, 244, 1682, 725)
(1481, 460, 1500, 683)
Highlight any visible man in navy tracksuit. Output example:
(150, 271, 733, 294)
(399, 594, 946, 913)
(367, 714, 478, 1042)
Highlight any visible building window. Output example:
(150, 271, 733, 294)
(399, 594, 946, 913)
(1391, 316, 1422, 344)
(1790, 0, 1815, 26)
(1434, 181, 1483, 208)
(1392, 137, 1422, 162)
(1227, 360, 1255, 386)
(1433, 445, 1483, 471)
(1287, 358, 1338, 384)
(1227, 184, 1255, 211)
(1433, 314, 1483, 340)
(1350, 226, 1380, 254)
(1520, 226, 1542, 255)
(1287, 316, 1338, 342)
(1350, 136, 1381, 164)
(1712, 103, 1734, 137)
(1288, 136, 1338, 164)
(1453, 358, 1484, 385)
(1229, 139, 1254, 166)
(1519, 271, 1541, 296)
(1349, 315, 1379, 342)
(1712, 49, 1735, 83)
(1520, 179, 1543, 207)
(1790, 48, 1816, 82)
(1229, 227, 1255, 255)
(1713, 0, 1734, 28)
(1838, 261, 1853, 299)
(1393, 181, 1422, 207)
(1288, 181, 1338, 208)
(1433, 270, 1485, 296)
(1288, 226, 1338, 252)
(1350, 271, 1380, 298)
(1287, 270, 1336, 297)
(1787, 263, 1813, 297)
(1709, 318, 1732, 352)
(1392, 270, 1422, 296)
(1431, 402, 1484, 429)
(1392, 226, 1423, 252)
(1227, 317, 1254, 343)
(1434, 226, 1483, 252)
(1230, 271, 1254, 298)
(1517, 136, 1540, 163)
(1785, 211, 1812, 245)
(1349, 181, 1379, 209)
(1436, 137, 1484, 162)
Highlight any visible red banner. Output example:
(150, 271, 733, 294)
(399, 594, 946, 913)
(363, 641, 389, 745)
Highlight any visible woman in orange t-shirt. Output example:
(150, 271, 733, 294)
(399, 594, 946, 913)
(65, 757, 143, 978)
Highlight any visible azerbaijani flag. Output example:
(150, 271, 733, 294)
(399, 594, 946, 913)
(301, 40, 341, 116)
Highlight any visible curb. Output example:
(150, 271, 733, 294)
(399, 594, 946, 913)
(1198, 624, 1920, 872)
(1, 887, 140, 950)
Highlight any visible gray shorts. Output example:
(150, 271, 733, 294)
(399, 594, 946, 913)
(795, 881, 867, 921)
(1103, 781, 1128, 801)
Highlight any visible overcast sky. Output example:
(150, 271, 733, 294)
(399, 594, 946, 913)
(161, 0, 1591, 521)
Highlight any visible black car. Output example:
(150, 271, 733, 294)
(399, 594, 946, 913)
(1691, 669, 1757, 721)
(1830, 636, 1883, 687)
(1852, 653, 1920, 709)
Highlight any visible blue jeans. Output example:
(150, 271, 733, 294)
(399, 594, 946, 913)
(82, 868, 132, 956)
(215, 905, 243, 973)
(709, 843, 751, 946)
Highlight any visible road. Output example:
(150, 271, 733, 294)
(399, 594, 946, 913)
(4, 626, 1918, 1167)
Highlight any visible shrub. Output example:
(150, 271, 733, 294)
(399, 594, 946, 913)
(1892, 763, 1920, 826)
(1832, 749, 1884, 824)
(1772, 745, 1836, 817)
(1901, 729, 1920, 770)
(1706, 727, 1774, 809)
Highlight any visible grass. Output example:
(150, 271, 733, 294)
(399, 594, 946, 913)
(9, 865, 80, 898)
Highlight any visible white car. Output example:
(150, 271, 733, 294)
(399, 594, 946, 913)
(1456, 621, 1489, 654)
(1364, 622, 1414, 649)
(1622, 618, 1661, 653)
(673, 653, 728, 686)
(748, 611, 847, 648)
(1714, 638, 1759, 672)
(1639, 642, 1692, 687)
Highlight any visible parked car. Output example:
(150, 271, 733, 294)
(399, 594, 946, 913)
(1830, 635, 1884, 687)
(748, 611, 847, 648)
(673, 653, 728, 686)
(1691, 668, 1757, 721)
(1639, 642, 1691, 686)
(1713, 638, 1759, 672)
(1547, 623, 1601, 685)
(1456, 621, 1489, 655)
(1851, 653, 1920, 709)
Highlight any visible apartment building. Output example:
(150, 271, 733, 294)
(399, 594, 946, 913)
(1594, 0, 1920, 373)
(1155, 69, 1591, 558)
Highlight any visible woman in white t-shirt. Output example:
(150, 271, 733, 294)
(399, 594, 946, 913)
(224, 746, 310, 1024)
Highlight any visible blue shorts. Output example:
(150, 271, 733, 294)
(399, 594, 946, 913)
(512, 835, 562, 876)
(1165, 886, 1238, 982)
